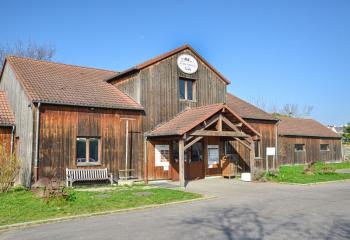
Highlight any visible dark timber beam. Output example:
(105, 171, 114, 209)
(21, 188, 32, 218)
(184, 136, 203, 151)
(216, 114, 223, 131)
(234, 137, 252, 150)
(222, 115, 241, 132)
(191, 130, 249, 138)
(204, 115, 220, 128)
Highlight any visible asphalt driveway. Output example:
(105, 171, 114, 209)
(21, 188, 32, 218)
(1, 178, 350, 240)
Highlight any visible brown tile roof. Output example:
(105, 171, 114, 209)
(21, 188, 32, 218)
(4, 56, 143, 111)
(278, 117, 341, 138)
(226, 93, 277, 121)
(147, 103, 261, 137)
(0, 91, 15, 126)
(106, 44, 231, 84)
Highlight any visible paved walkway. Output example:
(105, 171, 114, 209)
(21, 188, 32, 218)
(1, 178, 350, 240)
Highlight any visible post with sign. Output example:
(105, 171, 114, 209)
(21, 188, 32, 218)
(266, 147, 276, 171)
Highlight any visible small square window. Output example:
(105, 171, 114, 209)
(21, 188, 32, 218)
(254, 141, 261, 158)
(179, 78, 195, 101)
(76, 137, 101, 166)
(320, 144, 330, 151)
(295, 144, 305, 152)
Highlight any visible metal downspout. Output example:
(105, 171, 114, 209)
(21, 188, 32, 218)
(275, 120, 280, 169)
(34, 102, 41, 182)
(10, 125, 15, 154)
(143, 134, 148, 184)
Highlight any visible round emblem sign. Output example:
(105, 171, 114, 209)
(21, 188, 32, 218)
(177, 54, 198, 74)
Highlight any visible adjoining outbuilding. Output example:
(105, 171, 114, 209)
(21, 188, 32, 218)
(278, 117, 342, 165)
(0, 56, 144, 186)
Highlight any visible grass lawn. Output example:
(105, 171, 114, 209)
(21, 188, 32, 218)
(0, 185, 201, 226)
(268, 162, 350, 184)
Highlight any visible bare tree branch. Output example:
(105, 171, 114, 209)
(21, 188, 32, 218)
(0, 40, 55, 69)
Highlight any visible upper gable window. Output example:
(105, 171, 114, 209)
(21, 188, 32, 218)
(179, 78, 195, 101)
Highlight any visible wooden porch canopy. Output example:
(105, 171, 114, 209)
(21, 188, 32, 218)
(147, 103, 261, 187)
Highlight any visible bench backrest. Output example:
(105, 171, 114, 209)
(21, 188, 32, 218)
(66, 168, 109, 180)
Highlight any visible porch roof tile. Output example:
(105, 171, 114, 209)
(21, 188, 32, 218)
(147, 103, 261, 138)
(147, 104, 225, 137)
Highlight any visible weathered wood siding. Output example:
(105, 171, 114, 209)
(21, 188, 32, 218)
(0, 127, 12, 155)
(113, 49, 227, 133)
(0, 63, 34, 186)
(278, 136, 342, 165)
(226, 119, 277, 171)
(38, 105, 143, 180)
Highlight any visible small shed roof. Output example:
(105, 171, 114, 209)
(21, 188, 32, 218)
(278, 117, 341, 138)
(0, 91, 15, 126)
(3, 56, 143, 111)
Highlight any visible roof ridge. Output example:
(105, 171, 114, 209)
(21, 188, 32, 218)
(227, 92, 277, 121)
(106, 44, 231, 84)
(6, 55, 118, 74)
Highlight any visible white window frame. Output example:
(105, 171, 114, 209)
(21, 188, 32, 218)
(179, 78, 196, 101)
(254, 141, 261, 159)
(320, 144, 330, 152)
(76, 137, 101, 166)
(294, 144, 306, 152)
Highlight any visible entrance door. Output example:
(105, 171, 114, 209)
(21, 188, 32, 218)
(185, 142, 205, 180)
(207, 145, 221, 176)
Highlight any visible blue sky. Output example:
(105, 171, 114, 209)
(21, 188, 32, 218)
(1, 0, 349, 125)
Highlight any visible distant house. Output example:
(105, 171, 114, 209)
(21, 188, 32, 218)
(0, 44, 343, 187)
(328, 125, 344, 135)
(278, 117, 342, 165)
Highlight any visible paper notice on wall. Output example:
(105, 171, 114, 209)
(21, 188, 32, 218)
(163, 165, 169, 171)
(266, 147, 276, 156)
(155, 145, 170, 167)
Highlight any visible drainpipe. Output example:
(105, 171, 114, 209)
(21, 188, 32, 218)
(143, 134, 148, 184)
(34, 102, 41, 182)
(10, 125, 15, 154)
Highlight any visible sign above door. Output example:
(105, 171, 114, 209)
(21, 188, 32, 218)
(177, 54, 198, 74)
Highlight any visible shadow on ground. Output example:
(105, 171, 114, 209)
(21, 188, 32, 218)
(184, 206, 350, 240)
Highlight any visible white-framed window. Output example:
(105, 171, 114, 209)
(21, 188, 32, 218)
(179, 78, 195, 100)
(294, 144, 305, 152)
(320, 144, 330, 151)
(208, 145, 219, 168)
(254, 141, 261, 158)
(76, 137, 101, 166)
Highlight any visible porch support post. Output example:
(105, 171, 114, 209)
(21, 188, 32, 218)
(179, 138, 185, 187)
(250, 139, 255, 176)
(143, 135, 148, 184)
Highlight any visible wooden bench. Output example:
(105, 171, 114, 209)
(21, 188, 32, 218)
(66, 168, 113, 187)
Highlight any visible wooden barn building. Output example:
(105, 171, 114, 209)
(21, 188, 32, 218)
(278, 117, 342, 165)
(0, 44, 342, 187)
